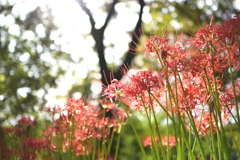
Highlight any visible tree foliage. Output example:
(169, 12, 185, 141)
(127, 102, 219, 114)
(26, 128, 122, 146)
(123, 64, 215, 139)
(0, 2, 71, 122)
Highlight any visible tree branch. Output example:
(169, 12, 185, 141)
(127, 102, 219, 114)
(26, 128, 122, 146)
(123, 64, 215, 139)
(76, 0, 96, 29)
(100, 0, 118, 32)
(76, 0, 145, 87)
(113, 0, 145, 80)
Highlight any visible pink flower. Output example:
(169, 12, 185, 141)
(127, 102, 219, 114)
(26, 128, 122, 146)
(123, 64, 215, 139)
(162, 136, 176, 146)
(17, 116, 37, 126)
(145, 35, 169, 58)
(122, 70, 162, 113)
(45, 97, 121, 156)
(102, 79, 125, 102)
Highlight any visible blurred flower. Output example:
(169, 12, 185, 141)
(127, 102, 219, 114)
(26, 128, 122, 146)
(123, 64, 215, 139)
(142, 136, 176, 148)
(18, 116, 37, 126)
(45, 97, 121, 156)
(162, 136, 176, 146)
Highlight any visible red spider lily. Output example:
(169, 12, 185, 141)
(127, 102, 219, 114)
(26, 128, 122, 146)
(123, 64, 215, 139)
(23, 138, 50, 151)
(145, 35, 169, 58)
(194, 112, 218, 136)
(1, 121, 51, 160)
(17, 116, 37, 126)
(0, 140, 11, 159)
(162, 136, 177, 147)
(102, 79, 126, 102)
(45, 98, 121, 156)
(21, 138, 51, 159)
(187, 51, 212, 76)
(216, 16, 240, 45)
(125, 70, 160, 92)
(164, 43, 188, 74)
(142, 136, 158, 148)
(172, 77, 209, 113)
(190, 16, 240, 74)
(188, 108, 232, 136)
(193, 25, 219, 50)
(234, 80, 240, 95)
(122, 70, 162, 113)
(142, 136, 176, 148)
(219, 92, 236, 110)
(100, 16, 239, 158)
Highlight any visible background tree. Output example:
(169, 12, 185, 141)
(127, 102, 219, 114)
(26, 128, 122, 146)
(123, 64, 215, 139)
(0, 2, 71, 123)
(74, 0, 239, 92)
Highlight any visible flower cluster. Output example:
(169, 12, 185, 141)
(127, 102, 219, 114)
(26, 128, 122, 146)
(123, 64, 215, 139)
(1, 116, 50, 160)
(142, 136, 176, 148)
(1, 16, 239, 160)
(103, 16, 240, 136)
(44, 98, 123, 156)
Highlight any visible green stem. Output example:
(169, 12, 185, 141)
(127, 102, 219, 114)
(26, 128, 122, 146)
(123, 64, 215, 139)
(121, 102, 148, 160)
(227, 52, 240, 124)
(210, 49, 230, 159)
(114, 133, 121, 160)
(141, 98, 160, 160)
(187, 111, 206, 160)
(107, 128, 115, 154)
(147, 92, 167, 159)
(149, 92, 173, 121)
(92, 139, 96, 160)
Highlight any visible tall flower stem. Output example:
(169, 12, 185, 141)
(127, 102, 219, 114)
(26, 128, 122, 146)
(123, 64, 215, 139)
(121, 102, 148, 160)
(176, 73, 205, 159)
(141, 98, 160, 160)
(227, 51, 240, 125)
(114, 133, 121, 160)
(210, 46, 230, 159)
(186, 111, 207, 160)
(92, 139, 96, 160)
(107, 128, 115, 154)
(147, 92, 167, 159)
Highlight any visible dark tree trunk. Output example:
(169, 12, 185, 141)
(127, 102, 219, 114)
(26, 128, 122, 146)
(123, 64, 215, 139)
(76, 0, 145, 88)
